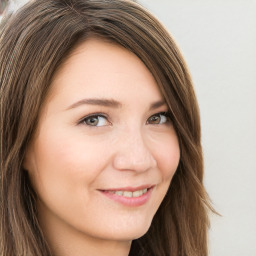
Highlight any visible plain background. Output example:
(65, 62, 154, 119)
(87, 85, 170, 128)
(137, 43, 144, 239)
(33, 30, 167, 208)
(1, 0, 256, 255)
(140, 0, 256, 255)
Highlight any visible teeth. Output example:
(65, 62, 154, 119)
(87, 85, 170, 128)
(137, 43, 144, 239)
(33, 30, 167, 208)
(111, 189, 148, 198)
(123, 191, 133, 197)
(116, 191, 123, 196)
(132, 190, 142, 197)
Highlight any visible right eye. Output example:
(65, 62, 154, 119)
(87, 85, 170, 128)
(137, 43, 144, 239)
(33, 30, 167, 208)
(80, 115, 109, 127)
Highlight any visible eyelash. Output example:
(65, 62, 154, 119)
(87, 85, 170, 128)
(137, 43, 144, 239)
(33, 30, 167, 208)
(78, 111, 172, 127)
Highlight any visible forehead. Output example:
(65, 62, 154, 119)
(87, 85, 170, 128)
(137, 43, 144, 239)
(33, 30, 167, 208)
(47, 38, 164, 107)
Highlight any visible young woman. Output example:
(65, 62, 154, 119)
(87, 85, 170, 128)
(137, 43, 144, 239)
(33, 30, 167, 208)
(0, 0, 213, 255)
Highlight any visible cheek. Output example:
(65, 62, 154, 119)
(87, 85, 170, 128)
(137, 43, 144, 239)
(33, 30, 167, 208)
(152, 132, 180, 181)
(26, 129, 114, 230)
(28, 128, 111, 199)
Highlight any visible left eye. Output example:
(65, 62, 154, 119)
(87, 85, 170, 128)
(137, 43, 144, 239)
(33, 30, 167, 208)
(147, 112, 170, 125)
(81, 115, 109, 127)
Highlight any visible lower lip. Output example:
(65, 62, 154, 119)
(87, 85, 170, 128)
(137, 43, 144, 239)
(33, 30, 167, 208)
(100, 187, 153, 207)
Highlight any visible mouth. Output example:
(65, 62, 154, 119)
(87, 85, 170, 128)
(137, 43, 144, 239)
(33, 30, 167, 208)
(106, 188, 149, 198)
(99, 185, 154, 207)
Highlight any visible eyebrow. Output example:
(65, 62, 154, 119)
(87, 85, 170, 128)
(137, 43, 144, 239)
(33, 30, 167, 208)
(66, 98, 166, 111)
(66, 98, 122, 110)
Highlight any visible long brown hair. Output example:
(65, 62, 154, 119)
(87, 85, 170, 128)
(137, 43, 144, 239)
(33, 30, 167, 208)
(0, 0, 214, 255)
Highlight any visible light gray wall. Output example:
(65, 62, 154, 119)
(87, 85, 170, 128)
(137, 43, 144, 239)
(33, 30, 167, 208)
(140, 0, 256, 255)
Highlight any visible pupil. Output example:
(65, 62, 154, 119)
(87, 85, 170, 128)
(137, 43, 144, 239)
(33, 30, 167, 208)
(151, 115, 160, 124)
(87, 117, 98, 125)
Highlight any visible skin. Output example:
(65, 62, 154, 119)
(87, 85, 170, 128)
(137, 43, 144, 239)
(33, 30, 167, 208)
(24, 38, 180, 256)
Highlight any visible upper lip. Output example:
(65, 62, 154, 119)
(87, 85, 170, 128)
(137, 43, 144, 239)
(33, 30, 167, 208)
(99, 184, 155, 192)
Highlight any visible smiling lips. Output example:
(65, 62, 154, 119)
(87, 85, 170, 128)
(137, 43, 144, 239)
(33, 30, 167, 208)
(100, 185, 154, 207)
(107, 188, 148, 198)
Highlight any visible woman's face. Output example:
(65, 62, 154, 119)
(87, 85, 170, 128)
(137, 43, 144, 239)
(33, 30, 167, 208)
(24, 38, 180, 248)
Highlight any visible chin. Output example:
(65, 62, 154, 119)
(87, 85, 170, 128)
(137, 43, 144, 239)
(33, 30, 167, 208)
(101, 219, 152, 241)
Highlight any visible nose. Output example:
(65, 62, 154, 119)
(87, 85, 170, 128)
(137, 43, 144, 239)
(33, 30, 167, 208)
(112, 127, 157, 173)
